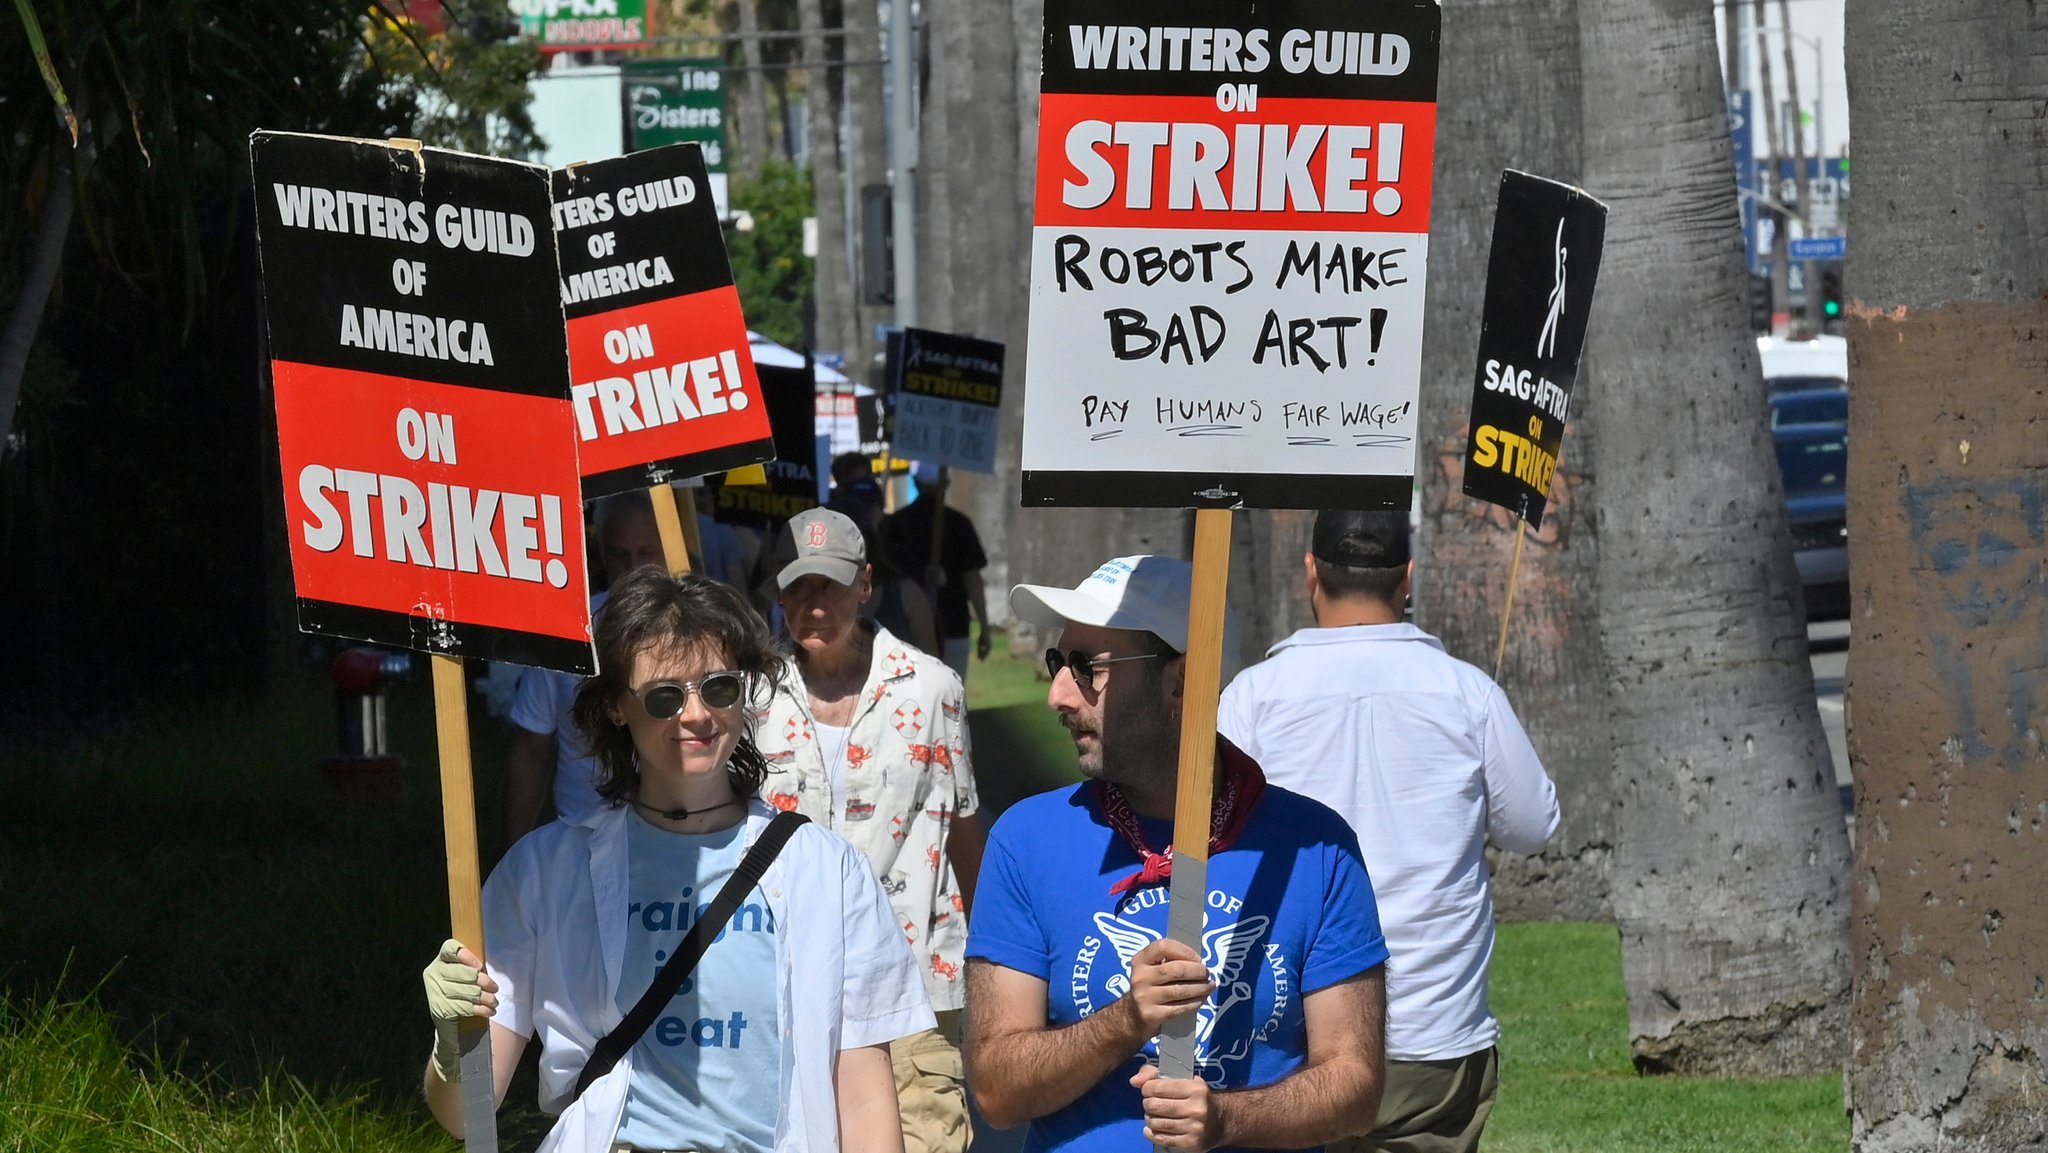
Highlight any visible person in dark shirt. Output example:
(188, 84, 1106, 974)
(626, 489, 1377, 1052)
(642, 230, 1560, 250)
(880, 463, 991, 683)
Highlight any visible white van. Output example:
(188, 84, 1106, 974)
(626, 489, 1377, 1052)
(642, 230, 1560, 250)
(1757, 334, 1848, 391)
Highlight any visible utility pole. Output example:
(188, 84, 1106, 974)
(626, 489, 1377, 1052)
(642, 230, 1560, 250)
(888, 0, 918, 330)
(1752, 0, 1788, 336)
(1776, 0, 1817, 334)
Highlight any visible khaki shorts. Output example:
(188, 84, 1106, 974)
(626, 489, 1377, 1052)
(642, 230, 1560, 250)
(891, 1010, 971, 1153)
(1329, 1046, 1499, 1153)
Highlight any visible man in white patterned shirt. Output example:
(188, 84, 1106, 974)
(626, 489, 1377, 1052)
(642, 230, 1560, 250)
(752, 508, 984, 1153)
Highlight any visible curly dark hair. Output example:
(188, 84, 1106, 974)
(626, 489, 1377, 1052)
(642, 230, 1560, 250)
(572, 569, 787, 805)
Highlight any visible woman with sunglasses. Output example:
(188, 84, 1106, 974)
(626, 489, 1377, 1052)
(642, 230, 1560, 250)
(419, 569, 934, 1153)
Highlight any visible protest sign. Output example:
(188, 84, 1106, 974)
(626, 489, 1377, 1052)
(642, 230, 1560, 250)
(1461, 171, 1607, 529)
(554, 144, 772, 499)
(1021, 0, 1441, 510)
(252, 132, 594, 675)
(712, 363, 821, 527)
(884, 327, 1006, 473)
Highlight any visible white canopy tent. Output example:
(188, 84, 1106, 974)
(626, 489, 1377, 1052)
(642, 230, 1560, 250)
(747, 332, 877, 456)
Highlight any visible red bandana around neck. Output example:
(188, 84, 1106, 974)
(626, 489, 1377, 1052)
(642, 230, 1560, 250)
(1095, 736, 1267, 896)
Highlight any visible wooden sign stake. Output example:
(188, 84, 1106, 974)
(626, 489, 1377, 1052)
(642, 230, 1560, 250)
(1491, 517, 1529, 680)
(649, 483, 696, 575)
(677, 487, 704, 568)
(1157, 507, 1234, 1083)
(431, 653, 498, 1152)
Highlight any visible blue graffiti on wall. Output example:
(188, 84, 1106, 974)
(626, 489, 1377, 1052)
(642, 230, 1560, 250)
(1902, 477, 2047, 769)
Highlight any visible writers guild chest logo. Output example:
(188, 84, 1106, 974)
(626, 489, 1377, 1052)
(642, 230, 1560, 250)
(1071, 898, 1292, 1085)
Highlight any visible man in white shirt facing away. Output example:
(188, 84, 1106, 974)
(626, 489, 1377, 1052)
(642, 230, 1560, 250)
(1218, 509, 1561, 1153)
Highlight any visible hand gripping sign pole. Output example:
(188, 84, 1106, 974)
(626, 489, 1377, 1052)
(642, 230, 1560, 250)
(1460, 172, 1609, 677)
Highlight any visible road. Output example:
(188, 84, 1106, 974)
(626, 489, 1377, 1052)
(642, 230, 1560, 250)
(1810, 618, 1852, 816)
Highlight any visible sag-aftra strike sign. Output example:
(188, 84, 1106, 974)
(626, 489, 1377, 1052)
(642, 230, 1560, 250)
(252, 132, 595, 673)
(1461, 171, 1607, 529)
(1021, 0, 1441, 509)
(554, 145, 773, 497)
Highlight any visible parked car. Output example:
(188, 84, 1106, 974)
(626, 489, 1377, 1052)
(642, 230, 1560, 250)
(1759, 334, 1848, 392)
(1770, 385, 1848, 428)
(1773, 421, 1849, 620)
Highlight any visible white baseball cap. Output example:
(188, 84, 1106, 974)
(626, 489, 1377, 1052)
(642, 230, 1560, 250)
(1010, 555, 1241, 674)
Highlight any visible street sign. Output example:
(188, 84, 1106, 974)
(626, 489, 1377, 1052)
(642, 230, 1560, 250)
(514, 0, 649, 51)
(553, 144, 773, 498)
(623, 60, 729, 215)
(1788, 236, 1846, 262)
(1461, 171, 1608, 530)
(252, 132, 594, 674)
(1020, 0, 1442, 510)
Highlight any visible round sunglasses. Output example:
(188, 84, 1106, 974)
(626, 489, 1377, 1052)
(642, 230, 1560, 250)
(630, 671, 747, 719)
(1044, 648, 1161, 686)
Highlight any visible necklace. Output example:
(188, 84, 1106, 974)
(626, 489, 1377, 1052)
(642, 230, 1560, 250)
(630, 797, 744, 823)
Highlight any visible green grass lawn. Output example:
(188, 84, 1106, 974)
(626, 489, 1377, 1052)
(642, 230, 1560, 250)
(964, 631, 1081, 817)
(1487, 922, 1848, 1152)
(0, 648, 1847, 1151)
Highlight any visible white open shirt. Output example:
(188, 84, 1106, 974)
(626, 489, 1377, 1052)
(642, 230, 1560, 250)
(484, 798, 935, 1153)
(1220, 623, 1560, 1062)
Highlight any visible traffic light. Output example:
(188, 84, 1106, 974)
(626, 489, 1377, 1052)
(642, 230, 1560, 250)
(1818, 261, 1844, 331)
(1747, 273, 1772, 335)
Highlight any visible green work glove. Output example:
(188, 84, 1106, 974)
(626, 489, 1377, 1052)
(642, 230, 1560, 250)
(422, 938, 492, 1082)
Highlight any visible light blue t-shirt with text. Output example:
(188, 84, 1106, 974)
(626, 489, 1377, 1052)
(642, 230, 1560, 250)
(615, 814, 781, 1152)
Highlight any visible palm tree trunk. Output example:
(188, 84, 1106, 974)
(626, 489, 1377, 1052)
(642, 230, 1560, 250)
(1843, 1, 2048, 1146)
(841, 0, 887, 368)
(0, 145, 78, 450)
(733, 0, 771, 178)
(1579, 0, 1852, 1076)
(796, 0, 851, 356)
(1414, 0, 1607, 922)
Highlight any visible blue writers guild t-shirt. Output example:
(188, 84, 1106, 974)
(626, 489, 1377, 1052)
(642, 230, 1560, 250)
(614, 814, 781, 1153)
(967, 783, 1389, 1153)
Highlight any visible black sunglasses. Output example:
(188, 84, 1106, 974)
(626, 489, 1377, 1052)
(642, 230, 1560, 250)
(1044, 648, 1161, 685)
(631, 672, 747, 719)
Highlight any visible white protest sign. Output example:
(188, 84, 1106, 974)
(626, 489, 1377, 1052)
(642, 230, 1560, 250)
(1021, 1, 1442, 509)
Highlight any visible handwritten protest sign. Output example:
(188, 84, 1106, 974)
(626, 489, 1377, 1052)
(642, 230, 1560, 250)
(885, 327, 1006, 473)
(1461, 171, 1607, 529)
(253, 132, 594, 675)
(1021, 0, 1441, 509)
(554, 145, 773, 499)
(712, 363, 821, 528)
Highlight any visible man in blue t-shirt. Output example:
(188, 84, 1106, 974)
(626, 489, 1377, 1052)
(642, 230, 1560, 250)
(965, 555, 1390, 1153)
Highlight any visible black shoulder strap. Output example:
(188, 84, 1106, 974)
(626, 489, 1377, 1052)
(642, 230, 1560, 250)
(572, 810, 809, 1101)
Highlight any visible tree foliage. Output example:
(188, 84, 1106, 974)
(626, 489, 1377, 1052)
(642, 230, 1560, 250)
(2, 0, 541, 348)
(726, 158, 815, 348)
(0, 1, 544, 703)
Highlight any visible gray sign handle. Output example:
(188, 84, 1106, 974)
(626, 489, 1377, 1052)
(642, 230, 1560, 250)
(459, 1022, 499, 1153)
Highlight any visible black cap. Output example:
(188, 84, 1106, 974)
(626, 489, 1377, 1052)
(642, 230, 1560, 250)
(1311, 510, 1411, 568)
